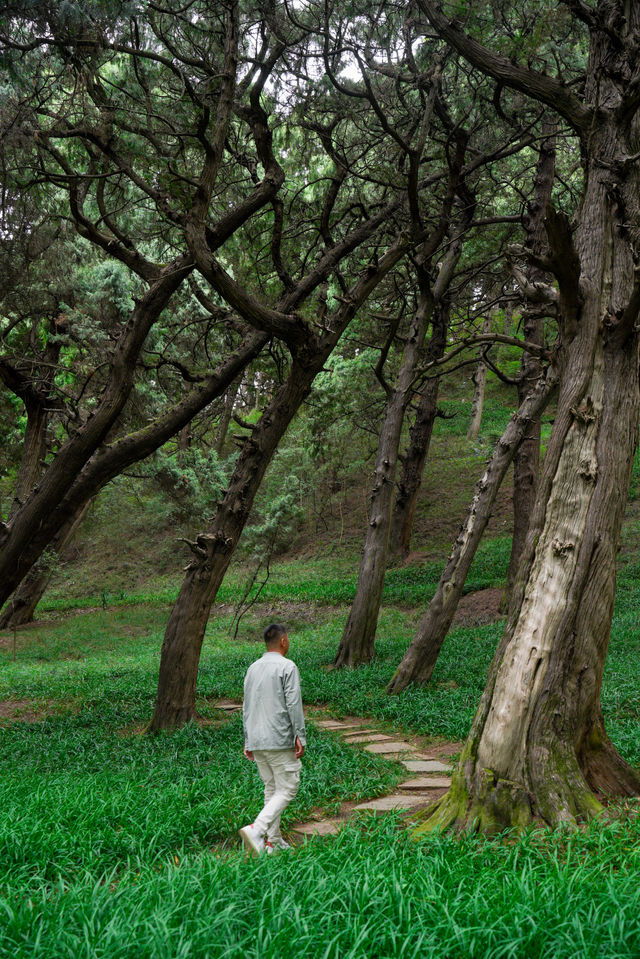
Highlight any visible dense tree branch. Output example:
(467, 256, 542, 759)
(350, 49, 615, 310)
(416, 1, 594, 135)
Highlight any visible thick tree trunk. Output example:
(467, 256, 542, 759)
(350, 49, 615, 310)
(387, 368, 557, 693)
(466, 314, 491, 441)
(333, 298, 430, 668)
(410, 8, 640, 822)
(418, 327, 640, 832)
(0, 501, 91, 628)
(149, 361, 314, 731)
(502, 123, 556, 612)
(388, 303, 449, 557)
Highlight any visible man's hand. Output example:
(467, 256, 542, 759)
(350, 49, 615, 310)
(295, 736, 305, 759)
(243, 748, 254, 761)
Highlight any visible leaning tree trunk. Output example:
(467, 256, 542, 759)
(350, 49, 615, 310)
(333, 297, 430, 668)
(0, 258, 192, 607)
(388, 302, 449, 558)
(0, 501, 91, 629)
(387, 367, 556, 693)
(0, 330, 266, 611)
(149, 361, 315, 730)
(149, 235, 411, 729)
(501, 122, 556, 612)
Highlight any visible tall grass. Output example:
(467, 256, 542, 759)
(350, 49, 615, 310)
(2, 817, 640, 958)
(1, 540, 639, 957)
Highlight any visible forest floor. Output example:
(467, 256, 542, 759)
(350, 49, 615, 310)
(1, 567, 639, 957)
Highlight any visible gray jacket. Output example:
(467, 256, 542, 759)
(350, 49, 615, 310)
(243, 651, 306, 751)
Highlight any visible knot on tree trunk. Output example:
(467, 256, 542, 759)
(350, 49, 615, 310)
(180, 531, 233, 569)
(578, 455, 598, 483)
(551, 538, 575, 556)
(570, 399, 597, 425)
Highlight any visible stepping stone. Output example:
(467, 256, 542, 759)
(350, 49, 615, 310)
(313, 720, 351, 729)
(365, 741, 417, 755)
(398, 777, 452, 790)
(216, 700, 242, 711)
(354, 794, 427, 811)
(343, 734, 392, 744)
(292, 820, 342, 837)
(401, 759, 452, 773)
(340, 728, 380, 738)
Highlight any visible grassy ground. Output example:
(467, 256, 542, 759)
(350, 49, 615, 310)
(1, 562, 640, 957)
(2, 375, 640, 956)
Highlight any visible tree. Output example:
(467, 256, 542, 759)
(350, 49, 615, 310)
(0, 1, 291, 609)
(387, 123, 561, 685)
(411, 0, 640, 831)
(500, 120, 557, 611)
(149, 226, 412, 730)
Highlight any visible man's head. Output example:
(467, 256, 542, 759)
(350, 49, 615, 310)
(264, 622, 289, 656)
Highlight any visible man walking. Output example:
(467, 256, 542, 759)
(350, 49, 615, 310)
(239, 623, 306, 856)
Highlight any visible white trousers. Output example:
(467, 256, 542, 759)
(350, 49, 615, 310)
(252, 748, 301, 839)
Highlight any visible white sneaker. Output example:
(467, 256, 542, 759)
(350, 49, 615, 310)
(265, 837, 291, 854)
(239, 823, 265, 857)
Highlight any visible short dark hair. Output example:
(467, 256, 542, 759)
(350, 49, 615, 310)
(264, 622, 287, 645)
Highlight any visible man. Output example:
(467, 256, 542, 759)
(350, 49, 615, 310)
(239, 622, 306, 856)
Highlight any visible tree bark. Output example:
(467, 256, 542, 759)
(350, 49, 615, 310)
(0, 500, 91, 628)
(333, 296, 431, 668)
(466, 314, 491, 441)
(502, 122, 556, 612)
(214, 378, 241, 457)
(387, 368, 557, 693)
(9, 399, 48, 519)
(388, 301, 449, 557)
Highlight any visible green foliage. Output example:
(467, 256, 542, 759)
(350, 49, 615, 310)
(243, 477, 304, 560)
(138, 447, 228, 527)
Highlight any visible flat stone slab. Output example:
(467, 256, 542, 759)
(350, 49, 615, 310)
(398, 777, 452, 790)
(354, 794, 427, 811)
(216, 700, 242, 711)
(365, 741, 417, 755)
(401, 759, 452, 773)
(292, 820, 342, 837)
(313, 720, 352, 729)
(343, 734, 392, 744)
(340, 728, 380, 737)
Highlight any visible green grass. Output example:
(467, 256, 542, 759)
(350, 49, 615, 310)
(1, 542, 639, 958)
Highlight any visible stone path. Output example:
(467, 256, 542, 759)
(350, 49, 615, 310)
(213, 700, 459, 843)
(290, 715, 457, 840)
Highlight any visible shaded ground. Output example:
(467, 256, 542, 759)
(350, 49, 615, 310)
(453, 587, 505, 627)
(0, 699, 57, 723)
